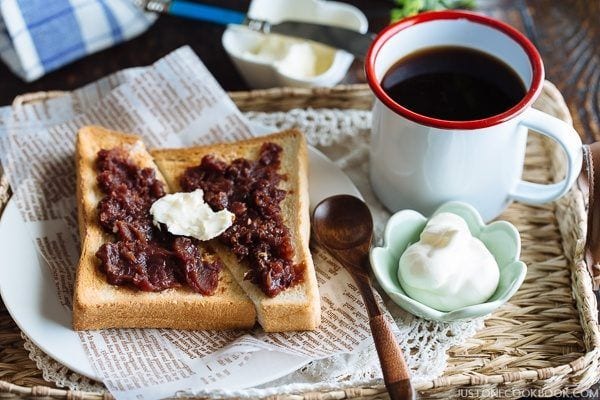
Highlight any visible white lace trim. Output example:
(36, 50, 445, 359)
(245, 108, 372, 147)
(22, 108, 486, 397)
(22, 332, 106, 393)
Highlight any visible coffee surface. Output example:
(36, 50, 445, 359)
(381, 46, 527, 121)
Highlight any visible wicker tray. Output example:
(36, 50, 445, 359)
(1, 83, 599, 400)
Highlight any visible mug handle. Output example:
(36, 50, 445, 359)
(509, 108, 583, 204)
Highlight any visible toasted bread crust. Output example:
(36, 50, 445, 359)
(73, 125, 256, 330)
(152, 130, 321, 331)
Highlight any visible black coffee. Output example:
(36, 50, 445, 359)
(381, 46, 527, 121)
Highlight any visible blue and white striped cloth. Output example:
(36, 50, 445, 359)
(0, 0, 155, 81)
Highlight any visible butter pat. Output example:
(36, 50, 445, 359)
(398, 213, 499, 312)
(243, 35, 335, 79)
(277, 42, 318, 79)
(150, 189, 234, 241)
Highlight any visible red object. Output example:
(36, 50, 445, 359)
(365, 10, 545, 130)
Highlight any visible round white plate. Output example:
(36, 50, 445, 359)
(0, 143, 361, 387)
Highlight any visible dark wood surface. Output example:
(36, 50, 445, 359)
(0, 0, 598, 399)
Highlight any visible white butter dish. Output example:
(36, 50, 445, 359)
(222, 0, 368, 88)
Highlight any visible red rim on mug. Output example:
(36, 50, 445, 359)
(365, 10, 545, 130)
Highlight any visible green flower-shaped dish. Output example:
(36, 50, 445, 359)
(370, 201, 527, 322)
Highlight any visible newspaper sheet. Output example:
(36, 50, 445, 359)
(0, 46, 395, 400)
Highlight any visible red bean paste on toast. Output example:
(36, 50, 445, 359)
(180, 142, 303, 297)
(94, 147, 221, 295)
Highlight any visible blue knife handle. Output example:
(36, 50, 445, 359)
(168, 1, 246, 25)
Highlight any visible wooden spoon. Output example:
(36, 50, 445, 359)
(312, 195, 414, 400)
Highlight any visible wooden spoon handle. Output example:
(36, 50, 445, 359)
(370, 315, 414, 400)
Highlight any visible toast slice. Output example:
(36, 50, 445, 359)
(152, 130, 321, 332)
(73, 125, 256, 330)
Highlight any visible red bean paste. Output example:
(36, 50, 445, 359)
(94, 147, 221, 295)
(180, 142, 302, 297)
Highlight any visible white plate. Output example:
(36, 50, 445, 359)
(0, 143, 361, 387)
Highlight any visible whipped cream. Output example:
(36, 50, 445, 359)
(150, 189, 234, 241)
(243, 35, 334, 79)
(398, 212, 499, 312)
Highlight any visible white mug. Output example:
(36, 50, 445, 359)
(365, 11, 583, 221)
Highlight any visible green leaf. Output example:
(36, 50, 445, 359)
(390, 0, 476, 23)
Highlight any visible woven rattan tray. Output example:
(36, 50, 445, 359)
(1, 83, 599, 399)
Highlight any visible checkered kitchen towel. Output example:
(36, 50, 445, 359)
(0, 0, 155, 81)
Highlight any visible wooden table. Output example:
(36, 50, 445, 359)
(0, 1, 598, 399)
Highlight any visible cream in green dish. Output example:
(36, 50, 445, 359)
(398, 212, 499, 312)
(370, 201, 527, 322)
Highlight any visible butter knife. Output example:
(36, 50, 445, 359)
(135, 0, 375, 59)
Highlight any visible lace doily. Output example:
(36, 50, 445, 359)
(23, 108, 485, 396)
